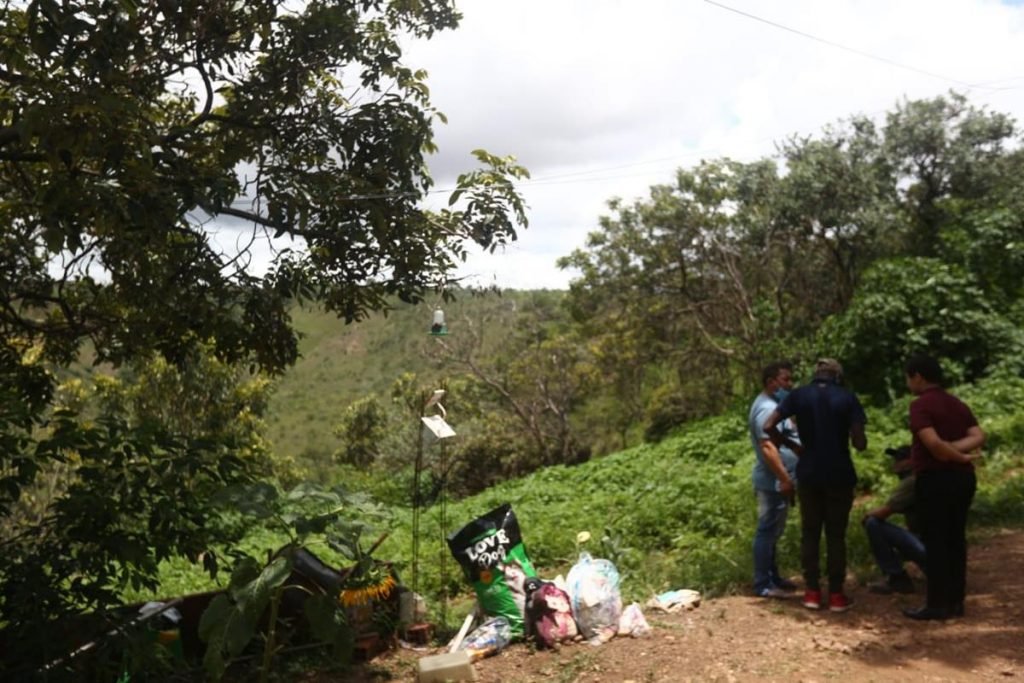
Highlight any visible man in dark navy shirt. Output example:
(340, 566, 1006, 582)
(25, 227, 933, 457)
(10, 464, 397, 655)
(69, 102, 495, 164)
(764, 358, 867, 613)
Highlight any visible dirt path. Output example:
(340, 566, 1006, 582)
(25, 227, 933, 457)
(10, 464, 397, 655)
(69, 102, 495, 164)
(346, 528, 1024, 682)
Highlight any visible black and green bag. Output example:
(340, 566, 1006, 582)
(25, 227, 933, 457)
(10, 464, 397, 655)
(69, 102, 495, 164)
(447, 503, 537, 637)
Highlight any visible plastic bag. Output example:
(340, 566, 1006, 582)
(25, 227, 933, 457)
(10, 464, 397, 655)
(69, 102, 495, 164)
(447, 503, 538, 637)
(645, 588, 701, 613)
(617, 602, 651, 637)
(566, 552, 622, 645)
(524, 579, 578, 648)
(457, 616, 512, 661)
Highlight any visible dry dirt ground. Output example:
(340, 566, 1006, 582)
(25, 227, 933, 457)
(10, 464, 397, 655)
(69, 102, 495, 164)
(337, 528, 1024, 683)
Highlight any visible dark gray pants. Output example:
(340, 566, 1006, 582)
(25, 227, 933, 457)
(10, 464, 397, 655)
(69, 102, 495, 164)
(798, 484, 854, 593)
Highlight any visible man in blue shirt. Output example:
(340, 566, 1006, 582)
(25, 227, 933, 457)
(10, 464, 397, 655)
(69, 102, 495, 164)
(748, 361, 800, 598)
(765, 358, 867, 613)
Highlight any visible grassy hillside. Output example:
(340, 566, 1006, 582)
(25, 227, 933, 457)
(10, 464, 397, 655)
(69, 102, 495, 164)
(265, 289, 566, 464)
(382, 375, 1024, 615)
(140, 374, 1024, 630)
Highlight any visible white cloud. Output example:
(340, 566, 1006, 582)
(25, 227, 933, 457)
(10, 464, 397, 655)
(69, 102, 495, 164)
(401, 0, 1024, 289)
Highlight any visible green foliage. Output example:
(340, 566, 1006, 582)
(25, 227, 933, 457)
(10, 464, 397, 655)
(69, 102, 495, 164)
(0, 401, 255, 678)
(1, 0, 528, 372)
(941, 202, 1024, 308)
(641, 384, 691, 443)
(374, 375, 1024, 627)
(2, 1, 529, 676)
(200, 480, 390, 681)
(135, 375, 1024, 645)
(560, 92, 1024, 443)
(274, 291, 602, 496)
(559, 159, 788, 429)
(334, 397, 388, 467)
(266, 291, 565, 476)
(0, 343, 278, 675)
(429, 291, 596, 470)
(819, 258, 1024, 401)
(199, 555, 292, 681)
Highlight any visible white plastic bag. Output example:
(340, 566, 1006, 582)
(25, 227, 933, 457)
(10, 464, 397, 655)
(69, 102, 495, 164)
(566, 552, 622, 645)
(645, 588, 701, 613)
(617, 602, 651, 637)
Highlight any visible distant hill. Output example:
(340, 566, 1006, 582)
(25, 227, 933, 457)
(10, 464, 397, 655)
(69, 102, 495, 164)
(265, 289, 566, 463)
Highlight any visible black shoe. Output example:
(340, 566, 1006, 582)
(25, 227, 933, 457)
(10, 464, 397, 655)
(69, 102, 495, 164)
(888, 573, 915, 594)
(773, 577, 798, 591)
(868, 579, 894, 594)
(903, 606, 950, 621)
(868, 572, 914, 595)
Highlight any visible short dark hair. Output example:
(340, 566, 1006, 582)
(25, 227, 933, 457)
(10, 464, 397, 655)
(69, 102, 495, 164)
(761, 361, 792, 386)
(904, 354, 943, 384)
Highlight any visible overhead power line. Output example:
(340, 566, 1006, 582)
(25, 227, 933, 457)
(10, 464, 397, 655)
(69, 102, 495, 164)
(703, 0, 993, 90)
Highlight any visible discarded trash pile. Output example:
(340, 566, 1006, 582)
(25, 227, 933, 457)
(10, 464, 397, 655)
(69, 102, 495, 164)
(414, 502, 702, 682)
(20, 546, 403, 681)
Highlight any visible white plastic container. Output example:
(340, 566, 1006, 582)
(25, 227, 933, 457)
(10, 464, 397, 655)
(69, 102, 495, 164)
(417, 651, 477, 683)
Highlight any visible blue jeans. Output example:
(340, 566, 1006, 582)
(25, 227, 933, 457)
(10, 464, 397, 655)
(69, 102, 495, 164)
(753, 489, 790, 592)
(864, 516, 926, 577)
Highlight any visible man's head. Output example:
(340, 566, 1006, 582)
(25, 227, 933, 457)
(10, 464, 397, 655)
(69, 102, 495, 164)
(885, 445, 913, 476)
(813, 358, 843, 382)
(761, 361, 793, 394)
(904, 354, 943, 395)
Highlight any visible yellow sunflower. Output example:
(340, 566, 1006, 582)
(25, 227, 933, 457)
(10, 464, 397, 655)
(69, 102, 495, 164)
(339, 573, 396, 607)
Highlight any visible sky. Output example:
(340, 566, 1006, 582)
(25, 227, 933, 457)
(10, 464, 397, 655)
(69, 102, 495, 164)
(393, 0, 1024, 290)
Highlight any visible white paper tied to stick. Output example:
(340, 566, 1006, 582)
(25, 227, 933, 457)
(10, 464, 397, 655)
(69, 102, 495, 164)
(421, 415, 456, 440)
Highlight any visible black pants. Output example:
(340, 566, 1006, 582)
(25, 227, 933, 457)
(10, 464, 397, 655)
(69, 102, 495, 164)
(798, 484, 854, 592)
(916, 469, 976, 610)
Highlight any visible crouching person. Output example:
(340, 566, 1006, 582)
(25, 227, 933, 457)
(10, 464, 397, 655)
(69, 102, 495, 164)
(862, 446, 925, 594)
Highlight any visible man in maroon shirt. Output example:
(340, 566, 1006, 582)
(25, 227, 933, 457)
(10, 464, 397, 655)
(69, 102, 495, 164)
(903, 354, 985, 621)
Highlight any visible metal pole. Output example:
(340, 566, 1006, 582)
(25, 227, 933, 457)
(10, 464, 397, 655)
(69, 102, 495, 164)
(439, 437, 448, 628)
(411, 401, 425, 597)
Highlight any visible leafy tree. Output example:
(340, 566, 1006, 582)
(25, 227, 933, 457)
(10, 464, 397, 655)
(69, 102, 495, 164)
(937, 147, 1024, 310)
(560, 93, 1024, 434)
(2, 0, 526, 371)
(433, 303, 597, 472)
(0, 0, 527, 675)
(92, 343, 275, 469)
(334, 396, 389, 468)
(0, 343, 298, 679)
(774, 117, 898, 317)
(882, 92, 1016, 257)
(559, 159, 808, 433)
(818, 258, 1024, 401)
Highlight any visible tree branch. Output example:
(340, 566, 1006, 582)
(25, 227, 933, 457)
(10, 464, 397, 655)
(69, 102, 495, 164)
(0, 126, 22, 149)
(0, 150, 47, 162)
(211, 205, 288, 233)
